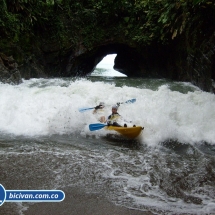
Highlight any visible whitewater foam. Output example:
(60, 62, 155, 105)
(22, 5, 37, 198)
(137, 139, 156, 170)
(0, 79, 214, 145)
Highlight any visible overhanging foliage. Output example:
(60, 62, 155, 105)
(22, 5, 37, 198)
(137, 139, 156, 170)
(0, 0, 214, 51)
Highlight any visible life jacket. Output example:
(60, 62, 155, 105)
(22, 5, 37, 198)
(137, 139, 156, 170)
(108, 113, 121, 122)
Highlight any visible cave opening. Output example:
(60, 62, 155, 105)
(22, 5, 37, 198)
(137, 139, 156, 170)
(91, 54, 127, 77)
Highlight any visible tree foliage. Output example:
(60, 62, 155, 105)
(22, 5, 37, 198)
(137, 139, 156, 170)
(0, 0, 214, 51)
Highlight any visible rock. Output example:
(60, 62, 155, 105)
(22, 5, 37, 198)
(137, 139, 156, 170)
(0, 53, 22, 84)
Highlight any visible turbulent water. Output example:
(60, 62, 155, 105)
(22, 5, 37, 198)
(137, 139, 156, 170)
(0, 75, 215, 214)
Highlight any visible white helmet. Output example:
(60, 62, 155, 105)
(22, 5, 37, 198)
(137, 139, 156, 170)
(112, 105, 118, 109)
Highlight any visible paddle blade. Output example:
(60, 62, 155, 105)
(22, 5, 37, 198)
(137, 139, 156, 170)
(89, 123, 107, 131)
(79, 107, 94, 113)
(124, 98, 136, 104)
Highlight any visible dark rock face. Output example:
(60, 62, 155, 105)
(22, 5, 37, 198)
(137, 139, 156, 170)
(58, 43, 176, 79)
(62, 44, 144, 77)
(113, 48, 143, 77)
(0, 53, 22, 84)
(186, 35, 215, 92)
(19, 56, 47, 80)
(0, 37, 214, 93)
(50, 39, 214, 93)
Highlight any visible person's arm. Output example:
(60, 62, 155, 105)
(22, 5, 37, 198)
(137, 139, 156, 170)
(95, 105, 102, 110)
(93, 105, 101, 114)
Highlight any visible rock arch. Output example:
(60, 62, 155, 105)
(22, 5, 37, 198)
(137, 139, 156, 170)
(60, 43, 170, 78)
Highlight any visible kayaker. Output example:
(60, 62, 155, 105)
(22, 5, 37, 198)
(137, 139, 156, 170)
(107, 104, 125, 127)
(93, 102, 106, 123)
(107, 104, 135, 127)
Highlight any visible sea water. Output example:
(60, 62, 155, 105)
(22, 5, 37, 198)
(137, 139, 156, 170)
(0, 61, 215, 214)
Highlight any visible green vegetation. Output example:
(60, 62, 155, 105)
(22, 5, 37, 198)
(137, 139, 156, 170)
(0, 0, 214, 52)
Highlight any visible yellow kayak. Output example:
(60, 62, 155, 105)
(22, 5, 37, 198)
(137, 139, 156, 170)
(105, 126, 144, 139)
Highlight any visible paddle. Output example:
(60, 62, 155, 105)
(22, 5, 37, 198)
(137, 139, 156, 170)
(121, 98, 136, 104)
(79, 106, 95, 113)
(89, 123, 107, 131)
(79, 98, 136, 113)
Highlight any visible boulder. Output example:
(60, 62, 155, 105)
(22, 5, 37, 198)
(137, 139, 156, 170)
(0, 53, 22, 84)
